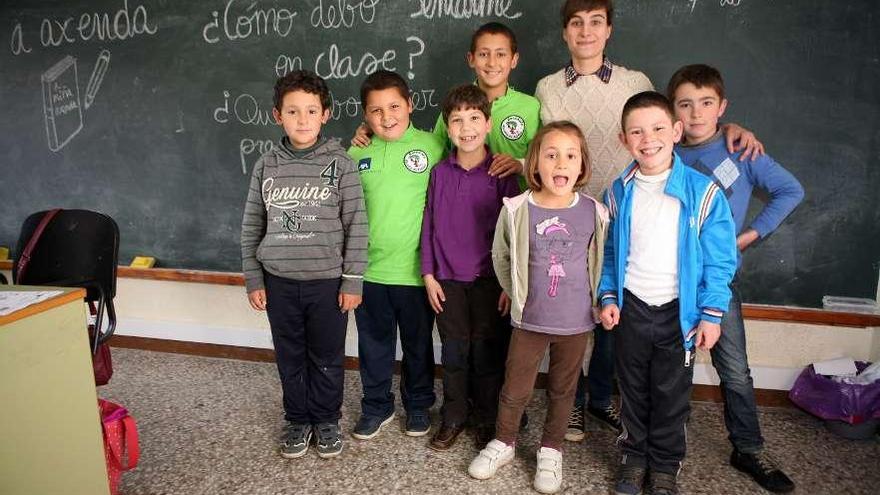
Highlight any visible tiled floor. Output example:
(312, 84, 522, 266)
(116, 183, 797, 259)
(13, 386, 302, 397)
(101, 348, 879, 494)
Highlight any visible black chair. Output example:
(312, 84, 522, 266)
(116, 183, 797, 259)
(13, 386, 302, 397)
(13, 209, 119, 352)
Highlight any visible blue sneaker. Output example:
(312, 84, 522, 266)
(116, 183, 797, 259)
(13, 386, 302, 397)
(351, 413, 395, 440)
(405, 410, 431, 437)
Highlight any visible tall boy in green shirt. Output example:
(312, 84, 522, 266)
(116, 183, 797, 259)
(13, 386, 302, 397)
(348, 70, 445, 440)
(352, 22, 540, 183)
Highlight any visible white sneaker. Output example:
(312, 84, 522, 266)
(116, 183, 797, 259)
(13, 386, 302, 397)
(533, 447, 563, 494)
(467, 439, 515, 480)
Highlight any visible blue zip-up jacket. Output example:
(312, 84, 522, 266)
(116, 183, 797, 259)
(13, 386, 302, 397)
(598, 154, 738, 352)
(676, 132, 804, 267)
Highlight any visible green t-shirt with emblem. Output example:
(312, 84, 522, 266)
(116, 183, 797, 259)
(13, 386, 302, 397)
(433, 85, 541, 160)
(348, 125, 445, 286)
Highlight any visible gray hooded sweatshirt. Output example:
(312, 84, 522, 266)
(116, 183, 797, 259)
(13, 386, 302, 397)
(241, 136, 368, 294)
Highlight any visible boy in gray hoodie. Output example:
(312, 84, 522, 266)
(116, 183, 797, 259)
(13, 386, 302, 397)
(240, 70, 368, 459)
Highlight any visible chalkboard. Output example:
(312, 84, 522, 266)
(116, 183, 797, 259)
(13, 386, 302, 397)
(1, 0, 878, 308)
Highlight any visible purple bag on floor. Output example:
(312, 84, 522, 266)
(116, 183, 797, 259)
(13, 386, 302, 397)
(789, 361, 880, 424)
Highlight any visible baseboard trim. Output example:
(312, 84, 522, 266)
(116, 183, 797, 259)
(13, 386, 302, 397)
(110, 335, 794, 408)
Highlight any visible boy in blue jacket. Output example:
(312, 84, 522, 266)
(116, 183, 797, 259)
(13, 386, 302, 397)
(668, 64, 803, 493)
(599, 91, 737, 495)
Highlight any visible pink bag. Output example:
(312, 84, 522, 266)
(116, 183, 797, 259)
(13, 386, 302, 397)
(99, 399, 139, 495)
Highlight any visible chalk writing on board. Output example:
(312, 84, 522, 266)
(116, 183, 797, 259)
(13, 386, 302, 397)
(276, 54, 304, 76)
(310, 0, 380, 29)
(405, 36, 425, 80)
(214, 90, 275, 127)
(42, 56, 83, 151)
(34, 1, 156, 49)
(687, 0, 744, 11)
(10, 22, 32, 55)
(202, 0, 299, 44)
(240, 138, 275, 175)
(410, 0, 523, 20)
(314, 44, 398, 81)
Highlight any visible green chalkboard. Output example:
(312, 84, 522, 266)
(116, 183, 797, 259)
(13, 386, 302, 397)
(1, 0, 878, 308)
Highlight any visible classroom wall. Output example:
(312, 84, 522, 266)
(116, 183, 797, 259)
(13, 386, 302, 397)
(107, 276, 879, 391)
(3, 267, 876, 390)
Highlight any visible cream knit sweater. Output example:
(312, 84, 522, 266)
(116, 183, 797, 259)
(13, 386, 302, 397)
(535, 64, 653, 197)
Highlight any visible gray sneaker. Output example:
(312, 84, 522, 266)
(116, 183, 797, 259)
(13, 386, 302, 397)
(315, 422, 343, 459)
(280, 422, 312, 459)
(614, 464, 646, 495)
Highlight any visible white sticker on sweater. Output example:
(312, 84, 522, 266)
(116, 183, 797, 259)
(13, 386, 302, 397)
(714, 158, 740, 189)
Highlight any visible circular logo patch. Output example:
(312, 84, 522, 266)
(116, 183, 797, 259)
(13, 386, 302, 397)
(403, 150, 429, 173)
(501, 115, 526, 140)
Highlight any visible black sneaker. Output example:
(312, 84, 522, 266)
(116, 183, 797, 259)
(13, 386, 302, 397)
(730, 450, 795, 493)
(647, 471, 678, 495)
(351, 412, 395, 440)
(614, 464, 646, 495)
(564, 404, 585, 442)
(405, 410, 431, 437)
(315, 422, 343, 459)
(280, 422, 312, 459)
(587, 403, 622, 432)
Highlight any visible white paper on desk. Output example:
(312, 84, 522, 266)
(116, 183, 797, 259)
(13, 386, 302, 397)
(812, 357, 858, 377)
(0, 291, 64, 317)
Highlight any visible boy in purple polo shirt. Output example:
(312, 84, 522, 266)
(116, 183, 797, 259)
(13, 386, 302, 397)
(420, 84, 521, 451)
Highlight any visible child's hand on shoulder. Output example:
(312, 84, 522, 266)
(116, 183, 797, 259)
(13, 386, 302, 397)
(599, 304, 620, 330)
(423, 274, 446, 314)
(351, 123, 373, 148)
(497, 291, 510, 316)
(248, 289, 267, 311)
(488, 153, 523, 178)
(695, 320, 721, 350)
(722, 123, 765, 162)
(338, 292, 362, 312)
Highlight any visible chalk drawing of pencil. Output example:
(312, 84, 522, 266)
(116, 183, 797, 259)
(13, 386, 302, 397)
(84, 49, 111, 110)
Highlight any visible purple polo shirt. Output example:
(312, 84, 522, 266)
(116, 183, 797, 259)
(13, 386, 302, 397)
(420, 148, 522, 282)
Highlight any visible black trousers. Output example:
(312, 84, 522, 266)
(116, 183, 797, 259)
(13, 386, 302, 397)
(615, 290, 693, 475)
(436, 277, 508, 426)
(265, 273, 347, 424)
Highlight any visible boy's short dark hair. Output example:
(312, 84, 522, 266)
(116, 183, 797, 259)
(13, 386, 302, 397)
(524, 121, 591, 192)
(469, 22, 518, 54)
(273, 70, 331, 111)
(441, 84, 491, 125)
(359, 70, 409, 110)
(621, 91, 676, 130)
(666, 64, 726, 102)
(561, 0, 614, 27)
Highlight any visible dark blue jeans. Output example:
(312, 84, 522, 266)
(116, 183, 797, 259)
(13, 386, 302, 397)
(355, 281, 436, 419)
(711, 283, 764, 453)
(265, 274, 347, 424)
(574, 324, 614, 409)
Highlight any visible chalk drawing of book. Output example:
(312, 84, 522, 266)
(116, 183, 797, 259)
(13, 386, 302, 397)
(42, 56, 83, 152)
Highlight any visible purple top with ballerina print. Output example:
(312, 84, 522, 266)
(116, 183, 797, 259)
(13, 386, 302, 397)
(520, 194, 595, 335)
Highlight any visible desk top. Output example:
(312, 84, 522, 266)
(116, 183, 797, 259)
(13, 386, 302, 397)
(0, 286, 86, 326)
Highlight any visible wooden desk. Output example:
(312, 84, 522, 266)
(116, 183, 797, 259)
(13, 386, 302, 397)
(0, 286, 110, 495)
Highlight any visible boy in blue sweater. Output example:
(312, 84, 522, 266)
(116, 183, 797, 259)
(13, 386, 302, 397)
(668, 64, 803, 493)
(599, 91, 737, 495)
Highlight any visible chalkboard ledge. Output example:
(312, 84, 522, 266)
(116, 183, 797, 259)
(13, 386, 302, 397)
(1, 261, 878, 328)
